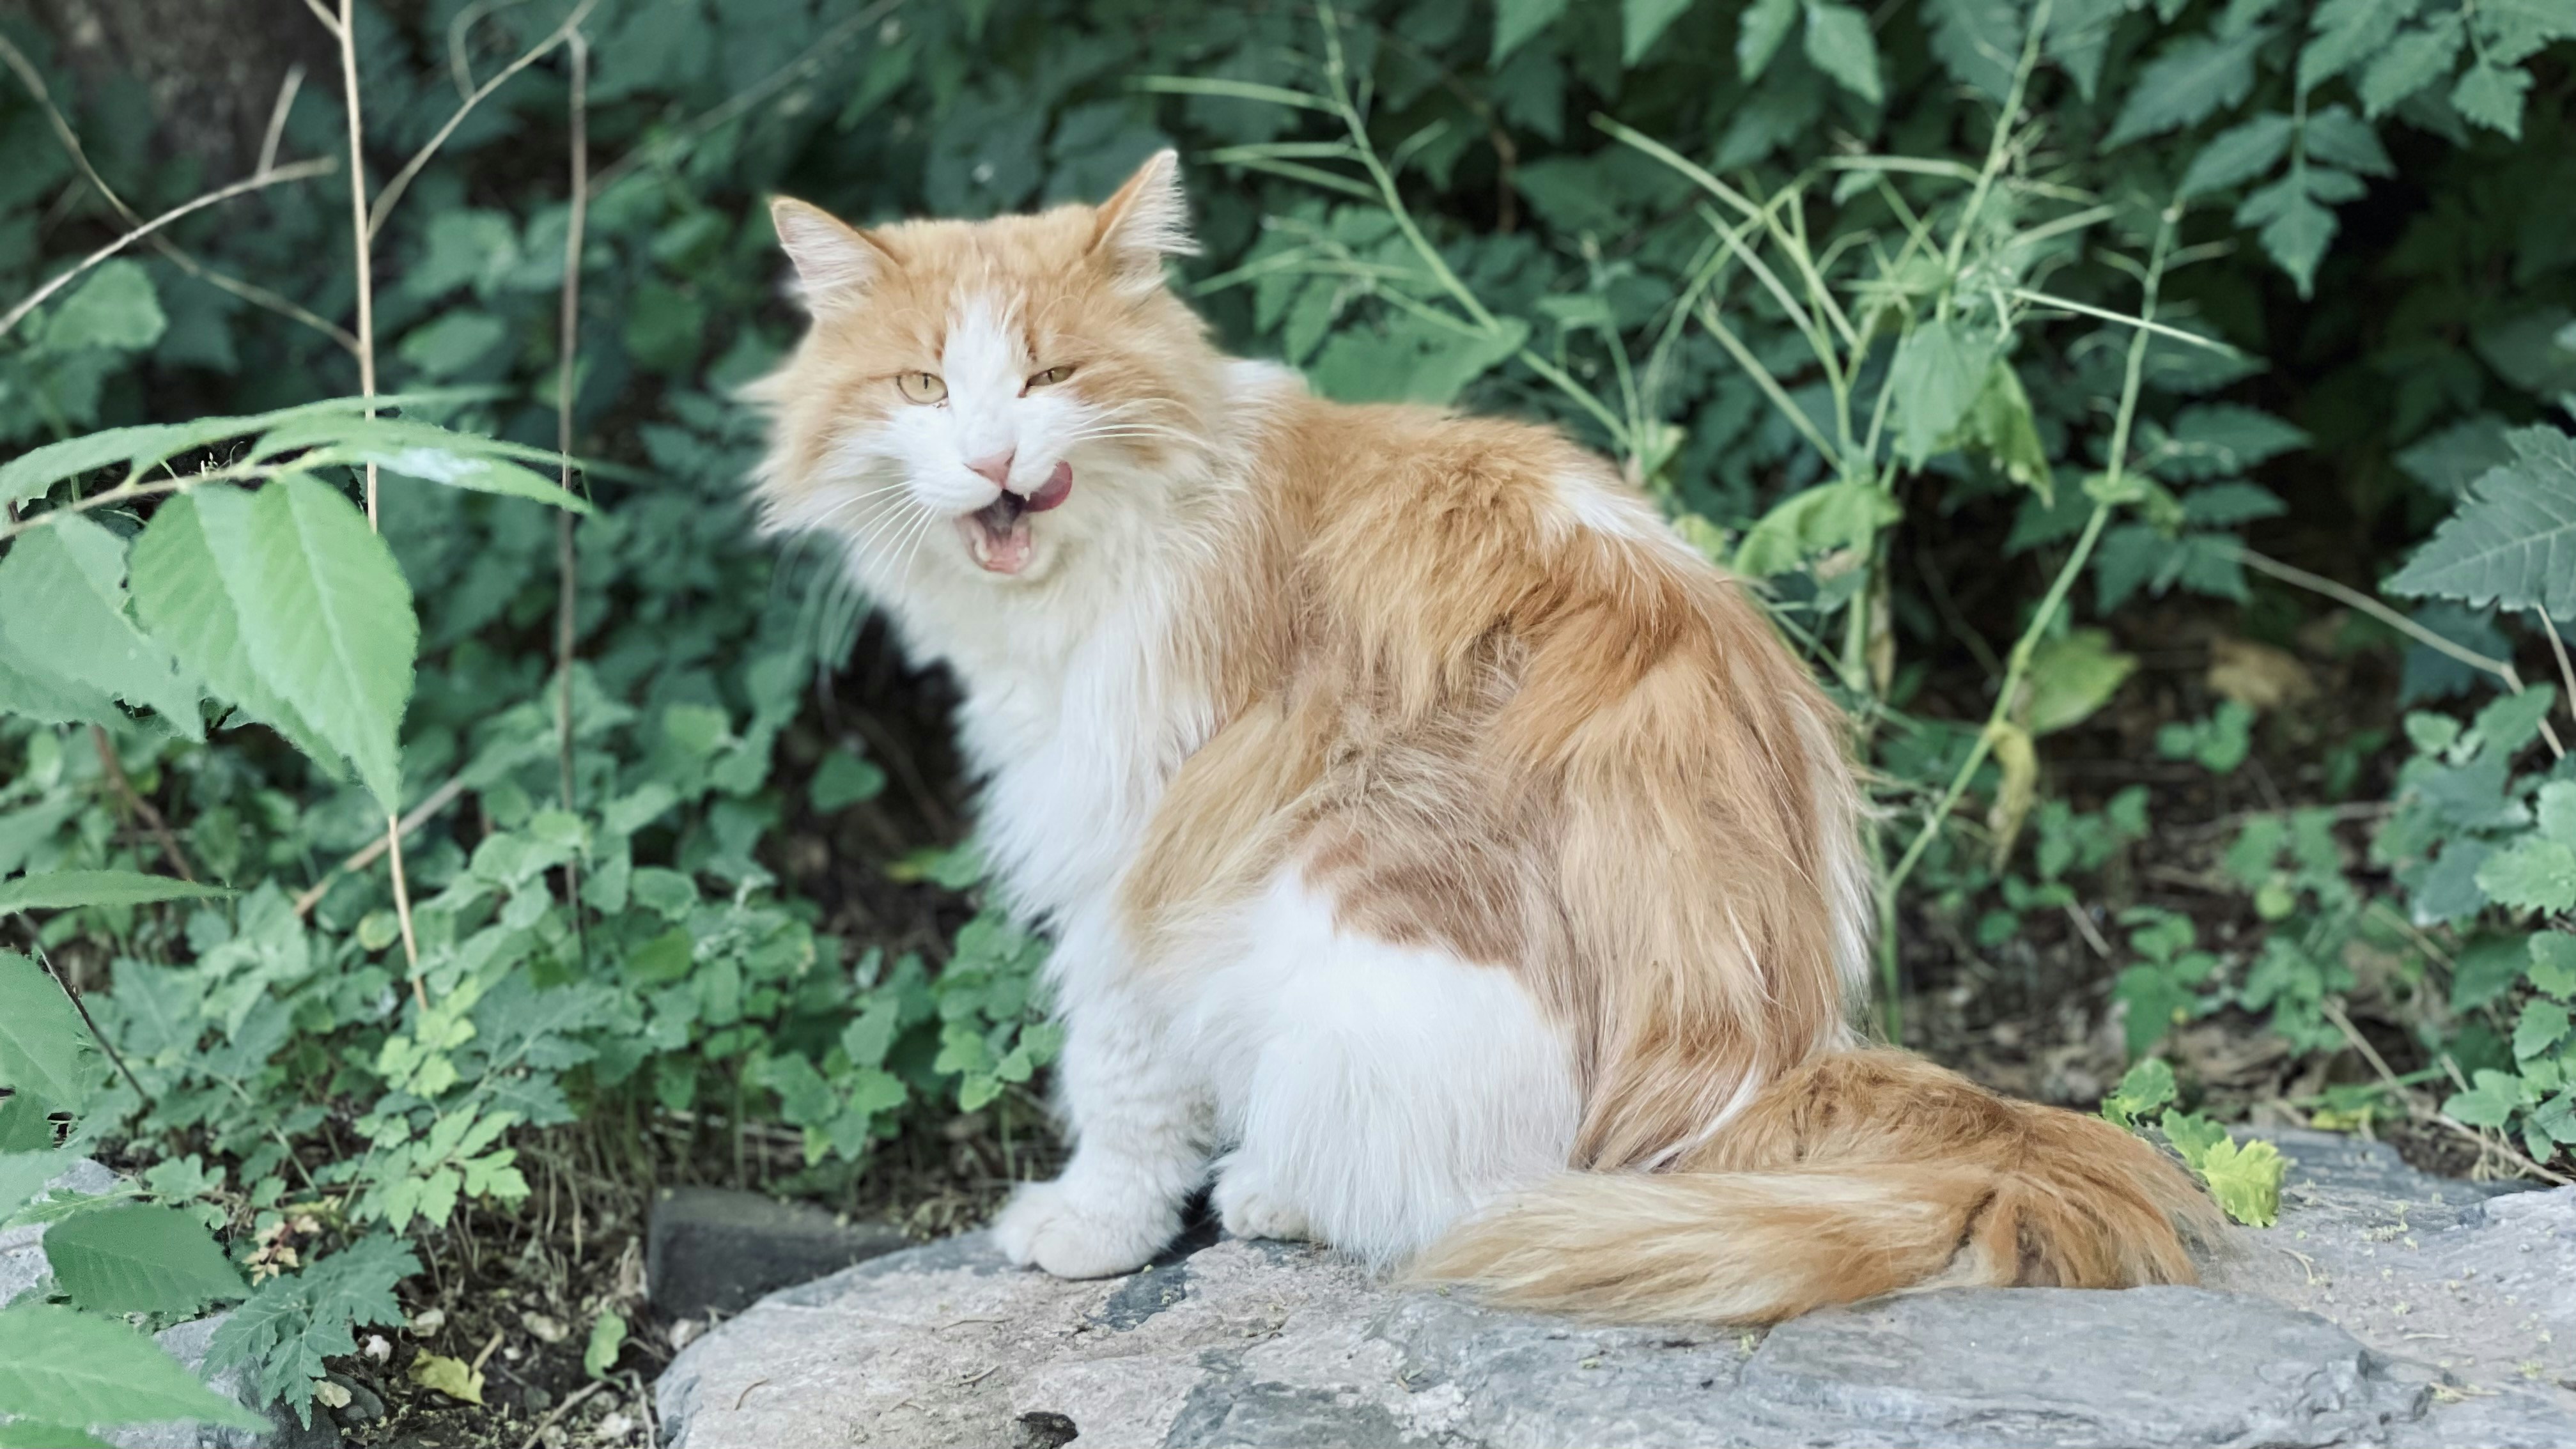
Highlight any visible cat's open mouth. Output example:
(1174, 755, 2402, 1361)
(960, 461, 1073, 575)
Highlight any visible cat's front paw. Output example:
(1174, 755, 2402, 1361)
(991, 1178, 1174, 1279)
(1213, 1163, 1312, 1243)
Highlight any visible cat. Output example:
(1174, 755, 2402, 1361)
(747, 151, 2220, 1323)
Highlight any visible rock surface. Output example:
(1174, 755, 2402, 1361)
(656, 1130, 2576, 1448)
(647, 1185, 911, 1320)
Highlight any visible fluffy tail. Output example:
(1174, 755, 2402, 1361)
(1409, 1050, 2224, 1324)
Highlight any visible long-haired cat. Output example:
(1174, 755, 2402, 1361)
(748, 152, 2219, 1323)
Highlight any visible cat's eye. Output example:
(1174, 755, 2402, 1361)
(895, 371, 947, 405)
(1025, 365, 1077, 390)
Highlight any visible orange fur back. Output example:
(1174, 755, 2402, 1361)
(1410, 1051, 2224, 1323)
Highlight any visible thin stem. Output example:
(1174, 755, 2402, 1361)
(1693, 300, 1839, 465)
(1316, 6, 1494, 332)
(31, 940, 148, 1108)
(556, 27, 590, 963)
(2538, 610, 2576, 742)
(0, 159, 336, 343)
(291, 775, 469, 917)
(90, 725, 196, 884)
(366, 0, 600, 242)
(325, 0, 423, 993)
(2008, 288, 2244, 353)
(1938, 0, 2052, 308)
(1877, 200, 2185, 1034)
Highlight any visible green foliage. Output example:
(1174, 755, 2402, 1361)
(0, 1302, 265, 1435)
(2385, 426, 2576, 621)
(583, 1308, 628, 1381)
(42, 1203, 247, 1315)
(2097, 1057, 2286, 1225)
(205, 1234, 419, 1425)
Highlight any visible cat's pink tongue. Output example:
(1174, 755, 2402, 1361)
(1025, 460, 1073, 511)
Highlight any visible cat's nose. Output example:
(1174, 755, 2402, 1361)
(968, 449, 1016, 488)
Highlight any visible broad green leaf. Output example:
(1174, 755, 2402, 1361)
(396, 313, 509, 378)
(2237, 170, 2339, 298)
(1801, 1, 1883, 102)
(0, 1301, 263, 1431)
(0, 1149, 74, 1221)
(1737, 0, 1799, 77)
(231, 475, 419, 812)
(2181, 113, 2293, 196)
(2443, 1069, 2529, 1127)
(2533, 934, 2576, 998)
(810, 748, 887, 812)
(2164, 404, 2311, 477)
(2021, 628, 2138, 736)
(2160, 1109, 2228, 1166)
(1492, 0, 1570, 62)
(1310, 315, 1529, 406)
(0, 633, 120, 728)
(1958, 360, 2049, 491)
(2303, 105, 2394, 175)
(0, 950, 94, 1113)
(1733, 481, 1901, 577)
(2299, 0, 2421, 91)
(45, 1203, 248, 1314)
(2357, 15, 2462, 117)
(2449, 59, 2530, 139)
(2478, 841, 2576, 914)
(0, 515, 202, 738)
(584, 1308, 628, 1381)
(2101, 1057, 2177, 1128)
(130, 488, 342, 768)
(267, 417, 591, 515)
(1623, 0, 1698, 65)
(2386, 425, 2576, 619)
(2191, 1135, 2284, 1227)
(408, 1351, 485, 1404)
(2106, 25, 2268, 147)
(2517, 1000, 2570, 1062)
(1889, 318, 1998, 464)
(37, 260, 166, 353)
(0, 870, 228, 914)
(0, 394, 462, 508)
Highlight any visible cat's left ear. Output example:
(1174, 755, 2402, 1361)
(1091, 150, 1197, 291)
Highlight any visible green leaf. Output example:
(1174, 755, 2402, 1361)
(2181, 112, 2293, 196)
(2442, 1069, 2528, 1127)
(1493, 0, 1571, 62)
(2191, 1134, 2285, 1227)
(1623, 0, 1698, 65)
(2531, 934, 2576, 998)
(2386, 426, 2576, 619)
(396, 313, 509, 378)
(2021, 628, 2138, 736)
(2299, 0, 2422, 91)
(1889, 318, 1999, 465)
(2449, 59, 2531, 139)
(230, 475, 419, 812)
(809, 747, 887, 813)
(2237, 169, 2339, 299)
(1737, 0, 1799, 77)
(2357, 15, 2462, 117)
(1732, 481, 1901, 577)
(0, 870, 228, 913)
(2477, 840, 2576, 913)
(1801, 1, 1882, 102)
(37, 260, 166, 353)
(1310, 314, 1529, 406)
(44, 1203, 248, 1315)
(0, 950, 94, 1113)
(0, 395, 450, 509)
(0, 1301, 263, 1431)
(0, 514, 203, 738)
(1927, 0, 2024, 100)
(2164, 404, 2311, 477)
(206, 1234, 418, 1425)
(408, 1352, 485, 1404)
(2100, 1057, 2177, 1128)
(1957, 361, 2049, 492)
(0, 1422, 109, 1448)
(268, 417, 592, 514)
(130, 488, 341, 766)
(2516, 1000, 2570, 1062)
(584, 1308, 628, 1381)
(2106, 24, 2268, 148)
(2302, 105, 2394, 175)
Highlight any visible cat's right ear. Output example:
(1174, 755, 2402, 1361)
(770, 198, 888, 311)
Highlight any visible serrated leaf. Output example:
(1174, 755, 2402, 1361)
(1958, 360, 2050, 492)
(2533, 935, 2576, 998)
(1737, 0, 1799, 76)
(1493, 0, 1570, 61)
(0, 1301, 263, 1431)
(2449, 59, 2530, 139)
(583, 1309, 628, 1381)
(2102, 1057, 2178, 1128)
(2181, 113, 2293, 196)
(2517, 1000, 2570, 1062)
(2299, 0, 2422, 91)
(2386, 426, 2576, 619)
(2191, 1135, 2284, 1226)
(2106, 24, 2268, 148)
(408, 1352, 485, 1404)
(2302, 105, 2393, 175)
(0, 515, 202, 738)
(2443, 1069, 2528, 1127)
(2021, 628, 2138, 736)
(0, 950, 93, 1113)
(1801, 1, 1883, 102)
(2237, 171, 2338, 298)
(45, 1203, 247, 1314)
(2358, 15, 2462, 117)
(1927, 0, 2023, 100)
(130, 487, 341, 768)
(2478, 840, 2576, 913)
(231, 475, 419, 812)
(1733, 481, 1902, 577)
(37, 260, 165, 353)
(0, 869, 227, 914)
(1623, 0, 1697, 65)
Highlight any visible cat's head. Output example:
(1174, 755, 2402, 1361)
(749, 151, 1214, 587)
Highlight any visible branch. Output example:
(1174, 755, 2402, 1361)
(366, 0, 600, 242)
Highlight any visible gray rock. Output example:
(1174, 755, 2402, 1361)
(647, 1185, 912, 1320)
(656, 1133, 2576, 1449)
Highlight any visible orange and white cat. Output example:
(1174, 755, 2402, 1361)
(748, 153, 2218, 1322)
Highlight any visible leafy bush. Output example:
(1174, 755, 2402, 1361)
(1, 0, 2572, 1427)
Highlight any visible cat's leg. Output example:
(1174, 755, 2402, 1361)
(1209, 877, 1579, 1264)
(992, 972, 1211, 1279)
